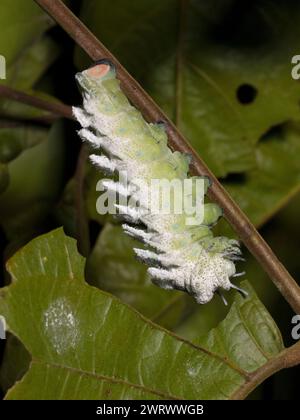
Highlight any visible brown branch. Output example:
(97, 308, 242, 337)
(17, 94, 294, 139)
(0, 84, 73, 120)
(34, 0, 300, 314)
(231, 340, 300, 399)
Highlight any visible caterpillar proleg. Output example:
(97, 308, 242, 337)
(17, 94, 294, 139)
(73, 60, 246, 304)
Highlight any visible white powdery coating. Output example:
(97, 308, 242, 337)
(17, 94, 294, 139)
(74, 72, 241, 304)
(44, 297, 79, 354)
(90, 154, 116, 173)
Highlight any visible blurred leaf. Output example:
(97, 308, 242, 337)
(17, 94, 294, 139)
(84, 160, 116, 226)
(0, 123, 49, 195)
(0, 229, 284, 399)
(0, 1, 59, 120)
(53, 179, 77, 238)
(0, 0, 53, 64)
(76, 0, 300, 225)
(0, 37, 61, 120)
(5, 37, 58, 90)
(75, 0, 254, 177)
(0, 163, 9, 194)
(219, 122, 300, 234)
(76, 0, 300, 177)
(0, 124, 47, 164)
(0, 334, 30, 394)
(0, 121, 65, 240)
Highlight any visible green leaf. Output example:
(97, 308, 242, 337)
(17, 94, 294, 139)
(0, 123, 50, 195)
(0, 38, 60, 120)
(0, 162, 9, 194)
(76, 0, 300, 223)
(0, 0, 53, 65)
(0, 229, 284, 399)
(53, 179, 77, 239)
(219, 122, 300, 234)
(75, 0, 254, 177)
(5, 37, 58, 91)
(76, 1, 300, 176)
(0, 121, 65, 240)
(0, 334, 30, 394)
(0, 1, 60, 120)
(84, 160, 116, 226)
(0, 36, 60, 120)
(0, 124, 47, 164)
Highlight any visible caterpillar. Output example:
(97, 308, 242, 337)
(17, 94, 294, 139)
(73, 60, 246, 304)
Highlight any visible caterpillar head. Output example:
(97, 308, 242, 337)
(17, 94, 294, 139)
(75, 59, 116, 96)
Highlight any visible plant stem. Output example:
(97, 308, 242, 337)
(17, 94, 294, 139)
(0, 84, 73, 120)
(34, 0, 300, 314)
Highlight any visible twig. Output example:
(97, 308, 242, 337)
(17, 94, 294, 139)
(0, 84, 73, 120)
(34, 0, 300, 314)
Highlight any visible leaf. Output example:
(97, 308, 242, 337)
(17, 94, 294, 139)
(53, 179, 77, 239)
(0, 334, 30, 394)
(5, 37, 57, 91)
(0, 0, 53, 65)
(0, 123, 50, 195)
(0, 163, 9, 194)
(0, 229, 284, 399)
(0, 121, 65, 240)
(76, 1, 300, 176)
(76, 0, 300, 223)
(0, 124, 47, 164)
(218, 122, 300, 234)
(75, 0, 254, 177)
(83, 160, 116, 226)
(176, 192, 300, 344)
(0, 36, 60, 120)
(0, 1, 60, 120)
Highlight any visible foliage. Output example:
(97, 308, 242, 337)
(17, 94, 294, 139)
(0, 0, 299, 400)
(0, 229, 283, 399)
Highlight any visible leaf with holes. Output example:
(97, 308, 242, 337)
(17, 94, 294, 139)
(0, 228, 284, 400)
(76, 0, 300, 178)
(75, 0, 300, 226)
(218, 122, 300, 235)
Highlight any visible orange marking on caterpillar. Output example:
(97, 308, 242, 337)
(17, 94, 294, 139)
(86, 63, 110, 78)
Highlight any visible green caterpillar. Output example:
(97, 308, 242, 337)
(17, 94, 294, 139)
(73, 60, 245, 304)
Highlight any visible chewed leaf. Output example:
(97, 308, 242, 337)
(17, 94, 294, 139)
(75, 0, 300, 228)
(0, 229, 284, 399)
